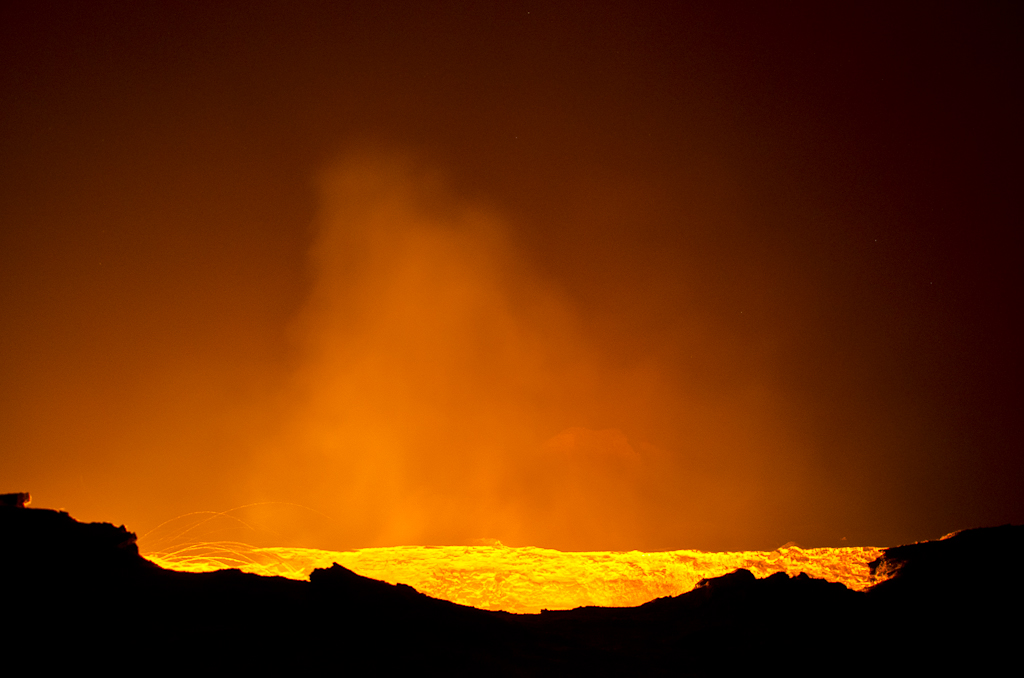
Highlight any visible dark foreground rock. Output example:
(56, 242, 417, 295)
(2, 506, 1021, 675)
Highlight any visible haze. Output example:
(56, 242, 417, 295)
(1, 2, 1020, 552)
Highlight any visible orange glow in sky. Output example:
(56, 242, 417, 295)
(1, 3, 1019, 556)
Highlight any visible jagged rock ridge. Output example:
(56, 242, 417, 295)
(2, 505, 1020, 675)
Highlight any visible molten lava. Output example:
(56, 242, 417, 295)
(145, 541, 884, 614)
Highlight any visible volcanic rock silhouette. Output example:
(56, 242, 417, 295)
(2, 503, 1019, 675)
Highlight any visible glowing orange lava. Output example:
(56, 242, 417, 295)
(144, 541, 885, 614)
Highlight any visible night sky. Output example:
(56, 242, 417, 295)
(2, 1, 1020, 552)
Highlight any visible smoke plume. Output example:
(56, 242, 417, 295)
(248, 152, 813, 551)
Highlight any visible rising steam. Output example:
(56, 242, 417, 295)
(248, 151, 813, 552)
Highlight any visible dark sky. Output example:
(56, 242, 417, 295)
(2, 1, 1020, 552)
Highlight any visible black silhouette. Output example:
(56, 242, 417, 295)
(2, 502, 1019, 675)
